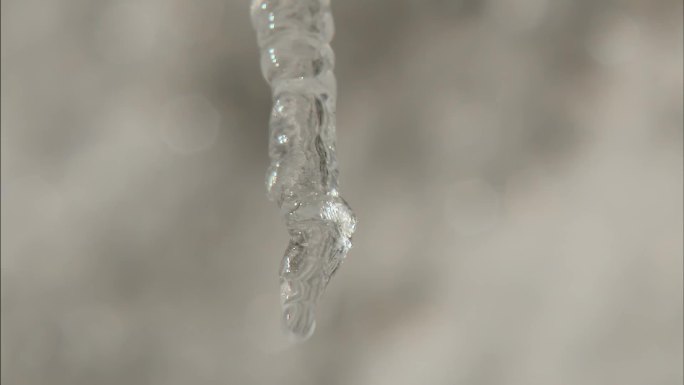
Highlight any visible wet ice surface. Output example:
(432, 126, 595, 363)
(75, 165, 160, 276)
(250, 0, 356, 340)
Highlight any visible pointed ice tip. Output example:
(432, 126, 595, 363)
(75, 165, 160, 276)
(282, 302, 316, 342)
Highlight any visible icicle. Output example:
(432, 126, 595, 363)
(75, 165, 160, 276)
(250, 0, 356, 341)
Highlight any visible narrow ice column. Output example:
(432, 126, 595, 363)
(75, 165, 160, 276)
(250, 0, 356, 341)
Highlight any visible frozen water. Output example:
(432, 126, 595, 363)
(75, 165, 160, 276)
(250, 0, 356, 341)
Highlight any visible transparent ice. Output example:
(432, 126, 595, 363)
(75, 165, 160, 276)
(250, 0, 356, 341)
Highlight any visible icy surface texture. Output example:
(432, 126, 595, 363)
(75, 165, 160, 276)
(250, 0, 356, 341)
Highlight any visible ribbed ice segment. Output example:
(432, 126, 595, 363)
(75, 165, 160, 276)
(250, 0, 356, 341)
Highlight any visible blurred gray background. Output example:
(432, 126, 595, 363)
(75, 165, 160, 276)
(2, 0, 682, 384)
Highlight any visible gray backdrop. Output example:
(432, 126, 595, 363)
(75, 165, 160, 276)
(2, 0, 683, 384)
